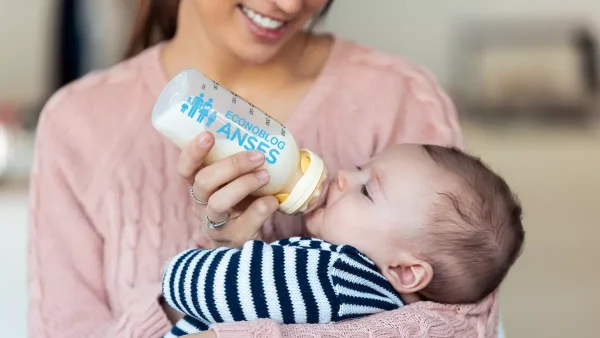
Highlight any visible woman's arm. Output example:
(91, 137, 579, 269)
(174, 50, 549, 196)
(208, 315, 409, 338)
(208, 304, 475, 338)
(27, 93, 172, 338)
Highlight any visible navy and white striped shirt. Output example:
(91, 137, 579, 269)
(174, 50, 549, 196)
(162, 237, 404, 337)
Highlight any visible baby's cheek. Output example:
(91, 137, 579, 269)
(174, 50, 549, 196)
(321, 209, 358, 242)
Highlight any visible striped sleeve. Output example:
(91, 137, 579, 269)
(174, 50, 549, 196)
(165, 315, 210, 337)
(161, 240, 341, 329)
(330, 246, 405, 321)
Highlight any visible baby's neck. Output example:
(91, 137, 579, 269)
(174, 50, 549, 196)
(400, 293, 421, 304)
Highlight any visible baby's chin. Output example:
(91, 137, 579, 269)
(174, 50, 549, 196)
(304, 206, 326, 237)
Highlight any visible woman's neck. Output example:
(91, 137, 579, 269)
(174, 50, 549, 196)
(161, 2, 311, 88)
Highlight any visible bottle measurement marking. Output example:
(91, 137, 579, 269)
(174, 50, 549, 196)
(199, 80, 289, 134)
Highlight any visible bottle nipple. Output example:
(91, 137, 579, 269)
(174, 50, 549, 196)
(277, 149, 328, 215)
(275, 153, 312, 203)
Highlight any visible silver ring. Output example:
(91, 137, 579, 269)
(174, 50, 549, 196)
(206, 213, 230, 230)
(189, 186, 208, 205)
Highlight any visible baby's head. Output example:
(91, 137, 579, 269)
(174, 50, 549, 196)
(307, 144, 525, 304)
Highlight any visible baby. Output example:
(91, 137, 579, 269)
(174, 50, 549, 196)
(161, 144, 525, 337)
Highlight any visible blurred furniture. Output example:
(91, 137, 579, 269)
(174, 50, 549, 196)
(0, 123, 35, 183)
(451, 19, 599, 126)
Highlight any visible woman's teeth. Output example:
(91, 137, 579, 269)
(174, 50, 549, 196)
(240, 6, 284, 30)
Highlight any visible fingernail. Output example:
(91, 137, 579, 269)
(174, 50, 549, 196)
(198, 132, 212, 147)
(248, 150, 264, 162)
(255, 170, 269, 181)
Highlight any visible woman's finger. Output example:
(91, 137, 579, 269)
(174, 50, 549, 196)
(205, 169, 270, 217)
(191, 150, 266, 203)
(234, 195, 279, 241)
(177, 131, 215, 185)
(207, 195, 278, 247)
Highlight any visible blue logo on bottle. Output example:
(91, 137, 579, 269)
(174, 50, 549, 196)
(206, 112, 217, 128)
(179, 93, 286, 165)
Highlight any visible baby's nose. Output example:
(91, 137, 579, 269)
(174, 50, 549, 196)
(334, 171, 348, 192)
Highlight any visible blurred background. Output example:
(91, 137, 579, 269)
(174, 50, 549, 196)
(1, 0, 599, 337)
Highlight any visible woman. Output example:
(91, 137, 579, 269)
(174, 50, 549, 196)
(27, 0, 496, 337)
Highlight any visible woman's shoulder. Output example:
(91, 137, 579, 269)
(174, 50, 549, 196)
(330, 37, 443, 92)
(38, 45, 164, 140)
(312, 37, 462, 153)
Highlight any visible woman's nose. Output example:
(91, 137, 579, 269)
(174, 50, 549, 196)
(273, 0, 302, 14)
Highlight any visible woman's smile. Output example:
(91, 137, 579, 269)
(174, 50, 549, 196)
(237, 4, 290, 42)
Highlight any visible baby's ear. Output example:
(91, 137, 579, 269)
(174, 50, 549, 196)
(381, 255, 433, 295)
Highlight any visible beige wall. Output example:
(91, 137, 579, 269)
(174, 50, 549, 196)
(462, 125, 600, 338)
(3, 0, 600, 104)
(0, 0, 133, 105)
(0, 0, 55, 104)
(323, 0, 600, 87)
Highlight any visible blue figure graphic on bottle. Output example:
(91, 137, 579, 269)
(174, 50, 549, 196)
(180, 96, 193, 113)
(188, 93, 205, 118)
(196, 107, 208, 123)
(180, 102, 189, 113)
(206, 111, 217, 128)
(196, 97, 213, 124)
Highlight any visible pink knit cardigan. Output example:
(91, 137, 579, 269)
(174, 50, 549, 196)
(28, 37, 499, 337)
(212, 291, 500, 337)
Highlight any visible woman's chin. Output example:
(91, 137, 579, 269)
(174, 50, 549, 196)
(224, 40, 278, 63)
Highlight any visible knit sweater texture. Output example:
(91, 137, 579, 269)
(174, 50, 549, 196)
(27, 36, 495, 338)
(163, 237, 406, 337)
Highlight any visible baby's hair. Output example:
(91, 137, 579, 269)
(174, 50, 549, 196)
(419, 145, 525, 304)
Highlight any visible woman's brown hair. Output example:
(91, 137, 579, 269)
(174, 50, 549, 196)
(124, 0, 335, 59)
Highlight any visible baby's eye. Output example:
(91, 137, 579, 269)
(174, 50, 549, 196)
(361, 184, 373, 201)
(355, 165, 362, 171)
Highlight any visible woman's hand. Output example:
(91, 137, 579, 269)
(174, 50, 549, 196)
(178, 132, 279, 248)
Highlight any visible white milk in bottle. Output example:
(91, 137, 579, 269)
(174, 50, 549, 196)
(152, 69, 328, 215)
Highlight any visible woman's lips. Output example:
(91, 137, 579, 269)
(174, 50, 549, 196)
(237, 5, 289, 42)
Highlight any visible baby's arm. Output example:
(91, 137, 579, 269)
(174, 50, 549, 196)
(162, 238, 404, 337)
(161, 240, 341, 328)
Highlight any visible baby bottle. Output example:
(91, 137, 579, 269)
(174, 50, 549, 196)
(151, 69, 328, 215)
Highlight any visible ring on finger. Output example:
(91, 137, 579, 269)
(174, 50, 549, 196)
(189, 186, 208, 205)
(206, 212, 230, 230)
